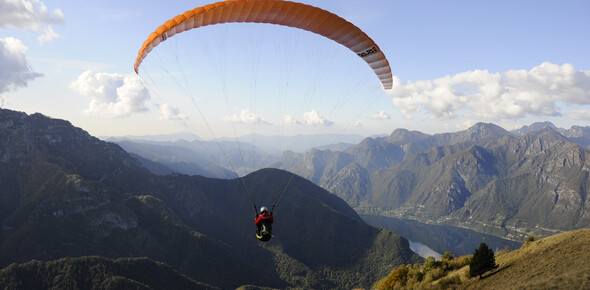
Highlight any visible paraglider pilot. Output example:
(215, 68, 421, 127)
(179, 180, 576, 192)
(255, 206, 273, 241)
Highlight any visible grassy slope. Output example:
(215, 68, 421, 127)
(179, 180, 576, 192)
(451, 229, 590, 289)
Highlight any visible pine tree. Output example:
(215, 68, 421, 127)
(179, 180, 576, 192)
(469, 243, 497, 278)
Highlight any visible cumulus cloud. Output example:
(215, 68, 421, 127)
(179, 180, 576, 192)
(564, 110, 590, 120)
(368, 111, 391, 120)
(0, 0, 64, 43)
(389, 62, 590, 121)
(70, 70, 150, 118)
(283, 114, 299, 125)
(0, 0, 64, 30)
(0, 95, 5, 107)
(38, 25, 60, 44)
(159, 103, 187, 120)
(456, 120, 473, 130)
(224, 109, 269, 124)
(0, 37, 43, 93)
(284, 109, 334, 126)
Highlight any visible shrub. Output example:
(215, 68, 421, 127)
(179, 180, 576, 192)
(448, 255, 471, 270)
(441, 251, 453, 261)
(521, 236, 537, 249)
(407, 264, 424, 283)
(379, 264, 409, 289)
(469, 243, 497, 278)
(423, 256, 441, 272)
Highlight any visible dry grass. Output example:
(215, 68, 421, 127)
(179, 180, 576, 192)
(375, 229, 590, 289)
(458, 228, 590, 289)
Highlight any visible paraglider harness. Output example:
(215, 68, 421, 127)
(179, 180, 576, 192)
(250, 175, 293, 242)
(255, 210, 273, 242)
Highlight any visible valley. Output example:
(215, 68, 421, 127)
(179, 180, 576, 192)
(2, 108, 590, 288)
(115, 121, 590, 244)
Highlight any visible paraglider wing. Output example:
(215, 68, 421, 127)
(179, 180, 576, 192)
(134, 0, 393, 90)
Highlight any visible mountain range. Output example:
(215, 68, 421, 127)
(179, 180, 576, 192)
(270, 122, 590, 240)
(109, 133, 365, 178)
(0, 108, 422, 289)
(107, 133, 365, 154)
(106, 119, 590, 242)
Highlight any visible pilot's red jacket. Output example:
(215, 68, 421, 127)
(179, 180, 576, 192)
(255, 213, 274, 226)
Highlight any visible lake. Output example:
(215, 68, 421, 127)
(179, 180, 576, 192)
(361, 215, 522, 257)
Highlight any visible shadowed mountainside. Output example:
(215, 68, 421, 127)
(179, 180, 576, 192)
(0, 256, 217, 289)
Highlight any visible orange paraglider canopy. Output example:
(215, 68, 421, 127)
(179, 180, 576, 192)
(134, 0, 393, 90)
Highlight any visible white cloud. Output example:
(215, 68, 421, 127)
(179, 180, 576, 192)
(456, 120, 473, 130)
(70, 70, 150, 118)
(283, 114, 299, 125)
(159, 103, 187, 120)
(284, 109, 333, 126)
(368, 111, 391, 120)
(0, 0, 64, 43)
(0, 95, 5, 107)
(37, 25, 60, 44)
(224, 109, 269, 124)
(564, 110, 590, 120)
(0, 0, 64, 30)
(348, 121, 362, 127)
(0, 37, 43, 93)
(389, 62, 590, 121)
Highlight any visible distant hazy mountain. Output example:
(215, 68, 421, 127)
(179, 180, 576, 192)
(102, 132, 201, 142)
(511, 121, 590, 149)
(116, 140, 238, 178)
(511, 121, 561, 135)
(0, 108, 421, 289)
(314, 142, 356, 152)
(106, 132, 365, 154)
(562, 125, 590, 150)
(111, 133, 365, 177)
(217, 133, 366, 153)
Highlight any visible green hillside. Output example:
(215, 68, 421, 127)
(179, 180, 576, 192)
(0, 256, 216, 289)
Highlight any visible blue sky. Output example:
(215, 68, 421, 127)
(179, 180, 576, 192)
(1, 0, 589, 140)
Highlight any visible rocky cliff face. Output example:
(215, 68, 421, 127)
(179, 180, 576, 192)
(276, 122, 590, 240)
